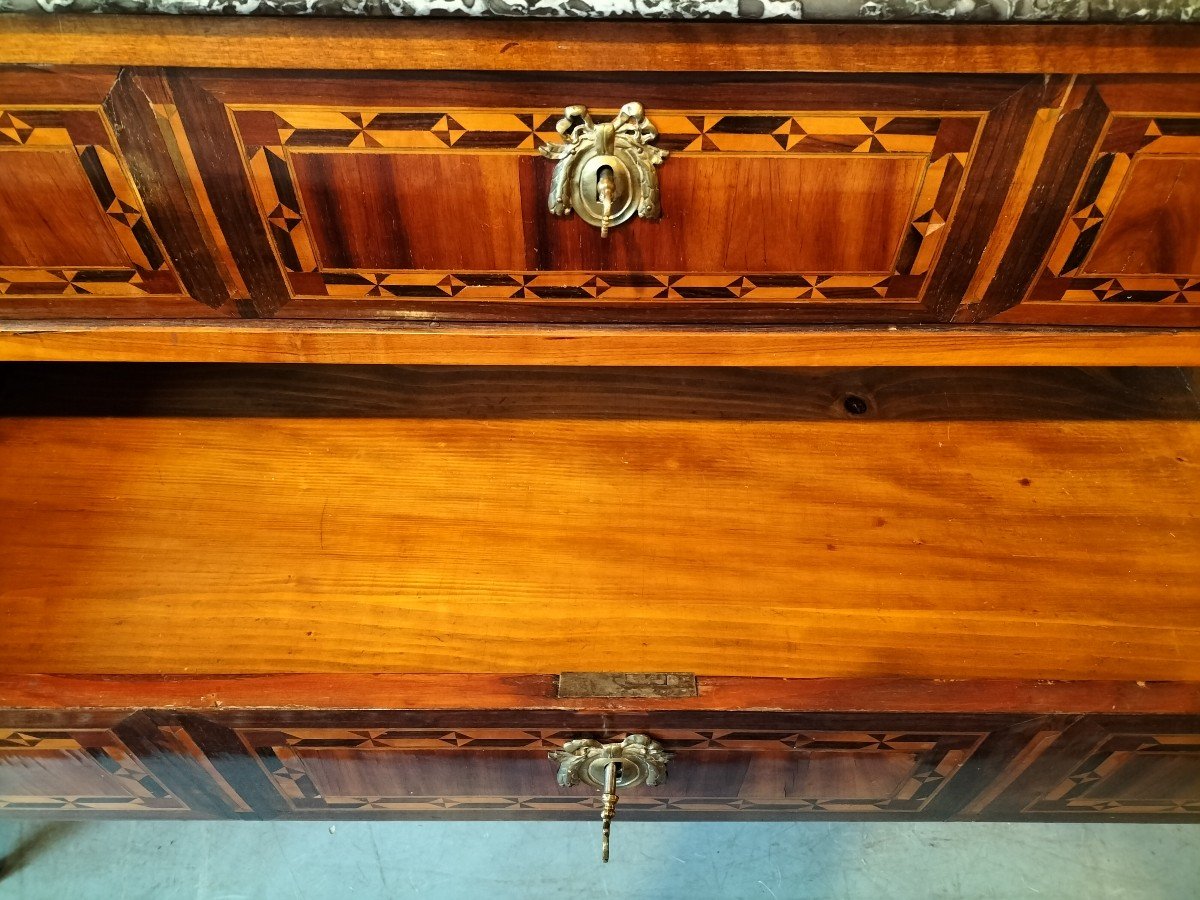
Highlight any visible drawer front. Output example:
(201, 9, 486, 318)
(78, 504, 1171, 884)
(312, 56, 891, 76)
(170, 72, 1051, 324)
(984, 77, 1200, 327)
(0, 69, 235, 319)
(0, 719, 190, 816)
(175, 714, 1045, 820)
(6, 709, 1199, 822)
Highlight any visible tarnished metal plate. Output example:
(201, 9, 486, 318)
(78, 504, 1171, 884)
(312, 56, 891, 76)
(557, 672, 698, 699)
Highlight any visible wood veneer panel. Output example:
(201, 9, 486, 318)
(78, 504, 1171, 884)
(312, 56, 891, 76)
(1, 20, 1197, 74)
(985, 77, 1200, 327)
(535, 155, 925, 274)
(0, 748, 126, 797)
(287, 748, 596, 800)
(101, 70, 235, 311)
(0, 151, 130, 267)
(292, 152, 527, 272)
(1094, 752, 1200, 799)
(0, 717, 192, 815)
(1085, 157, 1200, 277)
(982, 714, 1200, 819)
(243, 740, 961, 813)
(165, 73, 292, 316)
(0, 68, 234, 318)
(1, 385, 1196, 680)
(213, 713, 1022, 819)
(187, 72, 1003, 321)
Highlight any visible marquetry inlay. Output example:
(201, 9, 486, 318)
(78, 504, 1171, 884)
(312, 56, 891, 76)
(239, 727, 985, 814)
(229, 107, 978, 304)
(0, 108, 180, 300)
(1026, 733, 1200, 815)
(1031, 115, 1200, 306)
(0, 729, 186, 812)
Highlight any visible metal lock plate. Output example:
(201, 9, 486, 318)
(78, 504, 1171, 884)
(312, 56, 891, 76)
(557, 672, 698, 699)
(581, 745, 655, 790)
(539, 101, 668, 237)
(549, 734, 671, 791)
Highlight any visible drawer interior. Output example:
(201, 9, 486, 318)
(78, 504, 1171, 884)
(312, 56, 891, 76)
(1, 364, 1197, 682)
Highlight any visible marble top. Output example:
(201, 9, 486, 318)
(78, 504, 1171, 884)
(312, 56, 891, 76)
(0, 0, 1195, 23)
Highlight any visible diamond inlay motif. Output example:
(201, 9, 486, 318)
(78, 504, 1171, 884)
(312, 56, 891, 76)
(232, 106, 978, 305)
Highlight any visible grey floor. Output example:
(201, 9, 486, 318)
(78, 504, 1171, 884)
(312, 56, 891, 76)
(1, 820, 1198, 899)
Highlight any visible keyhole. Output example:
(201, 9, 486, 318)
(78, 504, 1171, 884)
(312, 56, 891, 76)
(611, 761, 623, 780)
(596, 165, 615, 201)
(595, 166, 618, 238)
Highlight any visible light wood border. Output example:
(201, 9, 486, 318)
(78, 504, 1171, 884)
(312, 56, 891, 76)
(1, 322, 1199, 365)
(0, 18, 1198, 74)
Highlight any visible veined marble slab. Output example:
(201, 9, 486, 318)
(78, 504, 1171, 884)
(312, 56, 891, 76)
(0, 0, 1195, 20)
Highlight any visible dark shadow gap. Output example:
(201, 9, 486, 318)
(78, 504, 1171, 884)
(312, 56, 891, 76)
(0, 363, 1195, 421)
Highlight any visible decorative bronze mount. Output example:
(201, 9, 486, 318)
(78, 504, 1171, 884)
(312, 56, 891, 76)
(549, 734, 671, 862)
(539, 102, 668, 237)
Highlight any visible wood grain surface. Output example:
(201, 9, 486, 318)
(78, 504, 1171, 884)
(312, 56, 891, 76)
(2, 324, 1200, 366)
(0, 150, 131, 268)
(1086, 157, 1200, 277)
(171, 70, 1027, 324)
(292, 152, 528, 272)
(531, 155, 926, 274)
(4, 674, 1199, 715)
(0, 19, 1197, 74)
(2, 364, 1194, 421)
(1, 367, 1196, 681)
(984, 77, 1200, 327)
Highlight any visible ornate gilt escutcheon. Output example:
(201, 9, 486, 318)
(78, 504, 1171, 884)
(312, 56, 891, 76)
(539, 102, 668, 237)
(549, 734, 670, 862)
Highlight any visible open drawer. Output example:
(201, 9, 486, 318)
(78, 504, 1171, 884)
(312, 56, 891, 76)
(1, 364, 1198, 822)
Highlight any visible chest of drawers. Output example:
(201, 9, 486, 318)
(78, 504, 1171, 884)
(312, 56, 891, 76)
(0, 17, 1198, 839)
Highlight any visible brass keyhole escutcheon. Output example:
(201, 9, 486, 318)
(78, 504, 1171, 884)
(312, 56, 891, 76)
(548, 734, 670, 862)
(539, 102, 668, 237)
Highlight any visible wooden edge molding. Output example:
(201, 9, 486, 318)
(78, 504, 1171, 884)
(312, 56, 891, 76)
(2, 675, 1198, 715)
(1, 323, 1199, 366)
(0, 18, 1198, 73)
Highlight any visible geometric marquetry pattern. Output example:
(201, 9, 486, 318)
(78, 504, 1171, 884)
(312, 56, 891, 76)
(1026, 734, 1200, 815)
(247, 110, 963, 156)
(314, 271, 897, 302)
(239, 796, 918, 814)
(0, 108, 180, 300)
(0, 729, 185, 812)
(231, 108, 978, 303)
(242, 728, 983, 815)
(1031, 116, 1200, 305)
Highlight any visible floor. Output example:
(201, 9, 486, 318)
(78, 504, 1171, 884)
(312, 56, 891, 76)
(0, 820, 1197, 899)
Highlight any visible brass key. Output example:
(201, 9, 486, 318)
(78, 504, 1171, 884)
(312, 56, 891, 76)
(548, 734, 670, 864)
(599, 759, 619, 863)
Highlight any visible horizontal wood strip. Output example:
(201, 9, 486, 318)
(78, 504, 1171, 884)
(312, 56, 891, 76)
(2, 324, 1200, 366)
(1, 675, 1198, 716)
(0, 19, 1197, 73)
(2, 364, 1192, 421)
